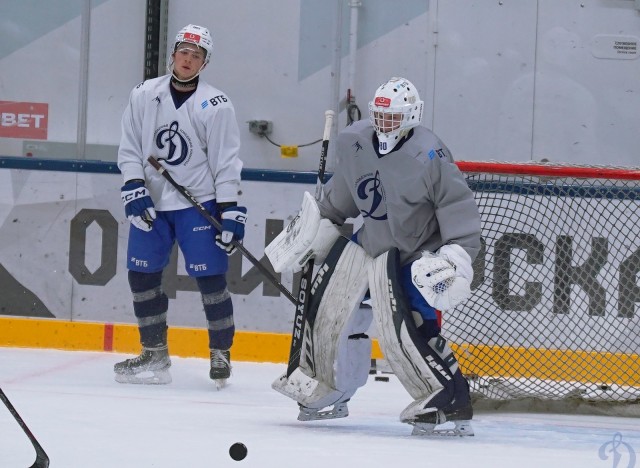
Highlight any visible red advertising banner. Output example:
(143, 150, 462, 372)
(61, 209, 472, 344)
(0, 101, 49, 139)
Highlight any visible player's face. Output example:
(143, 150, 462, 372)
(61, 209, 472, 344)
(172, 43, 206, 80)
(373, 111, 402, 134)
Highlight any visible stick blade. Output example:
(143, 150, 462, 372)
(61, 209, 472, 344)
(30, 452, 50, 468)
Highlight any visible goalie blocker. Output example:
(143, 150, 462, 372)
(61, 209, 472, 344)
(265, 191, 341, 273)
(271, 235, 473, 436)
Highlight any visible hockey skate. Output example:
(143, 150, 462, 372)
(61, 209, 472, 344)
(114, 346, 171, 385)
(408, 402, 474, 437)
(297, 400, 349, 421)
(401, 371, 475, 437)
(209, 349, 231, 390)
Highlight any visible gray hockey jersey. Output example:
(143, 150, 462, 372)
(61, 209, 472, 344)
(318, 120, 481, 265)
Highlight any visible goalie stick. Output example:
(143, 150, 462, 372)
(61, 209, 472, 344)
(286, 110, 334, 378)
(0, 388, 49, 468)
(147, 156, 296, 305)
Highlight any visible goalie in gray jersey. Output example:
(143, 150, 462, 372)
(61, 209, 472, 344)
(266, 77, 481, 436)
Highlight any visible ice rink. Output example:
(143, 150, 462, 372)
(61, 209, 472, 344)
(1, 347, 638, 468)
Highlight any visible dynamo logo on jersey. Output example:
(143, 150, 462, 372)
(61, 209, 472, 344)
(155, 121, 190, 166)
(356, 170, 387, 220)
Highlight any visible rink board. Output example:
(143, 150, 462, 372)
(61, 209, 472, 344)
(0, 161, 638, 386)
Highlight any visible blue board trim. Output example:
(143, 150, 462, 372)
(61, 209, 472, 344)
(0, 156, 329, 184)
(3, 156, 637, 199)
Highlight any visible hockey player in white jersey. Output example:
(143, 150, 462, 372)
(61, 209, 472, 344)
(266, 77, 481, 435)
(115, 24, 246, 389)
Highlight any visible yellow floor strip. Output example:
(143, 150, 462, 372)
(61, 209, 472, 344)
(1, 317, 636, 386)
(456, 343, 640, 386)
(0, 317, 384, 363)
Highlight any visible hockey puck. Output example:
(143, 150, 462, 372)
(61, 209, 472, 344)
(229, 442, 247, 461)
(375, 376, 389, 382)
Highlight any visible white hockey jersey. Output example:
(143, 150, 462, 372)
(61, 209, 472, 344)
(118, 75, 242, 211)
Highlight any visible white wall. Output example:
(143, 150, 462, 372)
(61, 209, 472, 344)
(1, 0, 639, 169)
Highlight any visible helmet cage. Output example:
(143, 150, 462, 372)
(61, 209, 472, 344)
(368, 77, 423, 154)
(369, 104, 415, 136)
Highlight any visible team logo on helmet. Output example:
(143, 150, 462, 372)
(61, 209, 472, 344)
(183, 32, 201, 43)
(374, 96, 391, 107)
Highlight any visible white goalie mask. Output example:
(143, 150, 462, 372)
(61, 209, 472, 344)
(169, 24, 213, 81)
(368, 77, 424, 154)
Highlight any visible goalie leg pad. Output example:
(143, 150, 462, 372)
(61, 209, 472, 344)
(369, 249, 471, 424)
(398, 345, 470, 424)
(368, 249, 446, 399)
(272, 328, 372, 412)
(273, 237, 372, 413)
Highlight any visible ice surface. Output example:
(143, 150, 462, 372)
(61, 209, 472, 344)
(1, 348, 638, 467)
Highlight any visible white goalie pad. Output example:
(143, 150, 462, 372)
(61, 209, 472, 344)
(273, 239, 372, 409)
(410, 245, 473, 310)
(368, 249, 444, 400)
(265, 191, 341, 273)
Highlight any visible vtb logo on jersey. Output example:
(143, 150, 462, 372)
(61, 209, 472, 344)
(154, 121, 191, 166)
(374, 97, 391, 107)
(356, 170, 387, 220)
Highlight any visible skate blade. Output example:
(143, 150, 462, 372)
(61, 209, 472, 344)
(411, 420, 474, 437)
(213, 378, 228, 390)
(297, 402, 349, 421)
(114, 369, 172, 385)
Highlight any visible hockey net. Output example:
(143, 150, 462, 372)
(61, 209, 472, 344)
(438, 161, 640, 412)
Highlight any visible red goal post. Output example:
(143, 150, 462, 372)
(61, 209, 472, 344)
(444, 160, 640, 412)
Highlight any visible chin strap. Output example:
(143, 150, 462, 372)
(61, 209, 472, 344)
(170, 74, 199, 91)
(167, 56, 205, 88)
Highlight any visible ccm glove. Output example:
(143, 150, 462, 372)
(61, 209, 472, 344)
(215, 205, 248, 255)
(121, 180, 156, 232)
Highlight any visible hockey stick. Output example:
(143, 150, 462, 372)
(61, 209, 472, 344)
(286, 110, 334, 378)
(147, 156, 296, 304)
(0, 388, 49, 468)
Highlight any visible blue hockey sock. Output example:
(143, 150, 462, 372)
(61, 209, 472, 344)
(197, 275, 235, 350)
(128, 270, 168, 347)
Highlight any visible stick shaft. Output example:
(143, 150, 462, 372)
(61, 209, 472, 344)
(314, 110, 334, 199)
(147, 156, 296, 304)
(287, 110, 335, 377)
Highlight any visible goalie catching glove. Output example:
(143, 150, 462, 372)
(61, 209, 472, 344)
(121, 180, 156, 232)
(265, 191, 341, 273)
(215, 205, 248, 255)
(411, 244, 473, 310)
